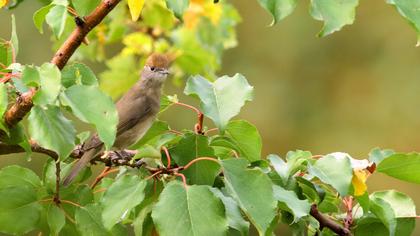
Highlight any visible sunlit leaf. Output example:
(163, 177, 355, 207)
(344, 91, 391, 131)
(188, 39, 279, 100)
(308, 154, 353, 196)
(310, 0, 359, 37)
(45, 5, 68, 38)
(72, 0, 100, 16)
(128, 0, 145, 21)
(377, 152, 420, 184)
(257, 0, 297, 25)
(387, 0, 420, 45)
(33, 4, 53, 34)
(184, 74, 253, 132)
(352, 169, 368, 196)
(32, 63, 61, 106)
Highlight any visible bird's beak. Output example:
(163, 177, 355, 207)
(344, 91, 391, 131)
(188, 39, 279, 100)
(160, 68, 170, 75)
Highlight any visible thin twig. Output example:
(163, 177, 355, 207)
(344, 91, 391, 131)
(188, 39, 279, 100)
(54, 161, 61, 204)
(183, 157, 220, 170)
(162, 146, 171, 169)
(60, 199, 82, 208)
(174, 172, 188, 189)
(90, 167, 118, 189)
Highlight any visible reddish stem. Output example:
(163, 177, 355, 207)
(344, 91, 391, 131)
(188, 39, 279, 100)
(183, 157, 220, 170)
(90, 167, 118, 189)
(174, 102, 204, 134)
(168, 129, 183, 135)
(174, 172, 188, 189)
(162, 146, 171, 169)
(204, 128, 218, 135)
(146, 170, 163, 180)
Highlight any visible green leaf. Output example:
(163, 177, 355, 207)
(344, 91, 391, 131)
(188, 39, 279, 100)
(0, 39, 12, 67)
(45, 5, 68, 38)
(131, 120, 170, 148)
(28, 105, 76, 159)
(221, 158, 276, 235)
(0, 186, 42, 235)
(72, 0, 101, 16)
(170, 133, 220, 185)
(61, 85, 118, 150)
(75, 204, 109, 236)
(101, 175, 147, 229)
(184, 74, 253, 132)
(21, 65, 41, 87)
(369, 148, 395, 165)
(308, 154, 353, 196)
(370, 196, 397, 236)
(0, 83, 7, 117)
(10, 15, 18, 57)
(296, 176, 320, 204)
(152, 182, 228, 236)
(377, 152, 420, 184)
(210, 188, 250, 235)
(0, 165, 42, 189)
(273, 185, 311, 222)
(46, 204, 65, 235)
(371, 190, 416, 218)
(33, 63, 62, 106)
(387, 0, 420, 45)
(165, 0, 189, 19)
(33, 4, 53, 34)
(355, 217, 415, 236)
(257, 0, 298, 25)
(211, 120, 262, 162)
(43, 159, 92, 192)
(2, 123, 31, 157)
(310, 0, 359, 37)
(61, 63, 99, 87)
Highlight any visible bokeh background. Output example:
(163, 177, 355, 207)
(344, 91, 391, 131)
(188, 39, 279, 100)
(2, 0, 420, 235)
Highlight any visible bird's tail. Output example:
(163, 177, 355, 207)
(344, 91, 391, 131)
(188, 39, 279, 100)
(63, 148, 99, 186)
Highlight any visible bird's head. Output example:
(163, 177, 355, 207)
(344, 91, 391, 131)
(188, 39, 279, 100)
(141, 53, 170, 84)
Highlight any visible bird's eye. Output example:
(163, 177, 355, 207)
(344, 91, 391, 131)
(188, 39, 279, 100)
(150, 67, 155, 71)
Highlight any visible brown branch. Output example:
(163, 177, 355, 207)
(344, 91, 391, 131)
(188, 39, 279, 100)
(0, 142, 143, 168)
(310, 204, 352, 236)
(2, 0, 122, 130)
(54, 161, 61, 204)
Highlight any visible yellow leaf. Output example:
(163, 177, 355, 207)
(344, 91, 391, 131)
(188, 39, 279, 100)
(352, 169, 368, 196)
(128, 0, 145, 21)
(184, 2, 222, 29)
(0, 0, 8, 8)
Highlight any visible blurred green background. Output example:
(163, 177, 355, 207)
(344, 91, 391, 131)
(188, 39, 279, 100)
(2, 0, 420, 235)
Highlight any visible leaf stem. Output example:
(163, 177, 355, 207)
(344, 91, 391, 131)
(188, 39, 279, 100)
(182, 157, 220, 170)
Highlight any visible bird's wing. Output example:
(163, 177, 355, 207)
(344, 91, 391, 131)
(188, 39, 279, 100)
(116, 96, 153, 136)
(82, 134, 103, 151)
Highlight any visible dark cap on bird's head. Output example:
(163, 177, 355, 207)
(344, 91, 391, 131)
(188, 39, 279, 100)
(146, 53, 170, 69)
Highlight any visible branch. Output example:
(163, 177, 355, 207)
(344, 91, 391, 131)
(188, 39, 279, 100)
(2, 0, 122, 130)
(0, 142, 143, 168)
(310, 204, 352, 236)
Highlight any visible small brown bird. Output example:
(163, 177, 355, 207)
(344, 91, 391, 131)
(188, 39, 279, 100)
(63, 54, 170, 186)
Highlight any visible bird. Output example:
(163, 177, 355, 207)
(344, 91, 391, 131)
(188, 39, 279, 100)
(63, 53, 170, 186)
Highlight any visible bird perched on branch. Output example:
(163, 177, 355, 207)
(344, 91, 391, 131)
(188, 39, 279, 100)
(63, 53, 170, 186)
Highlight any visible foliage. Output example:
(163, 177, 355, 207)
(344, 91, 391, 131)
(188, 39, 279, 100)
(0, 0, 420, 236)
